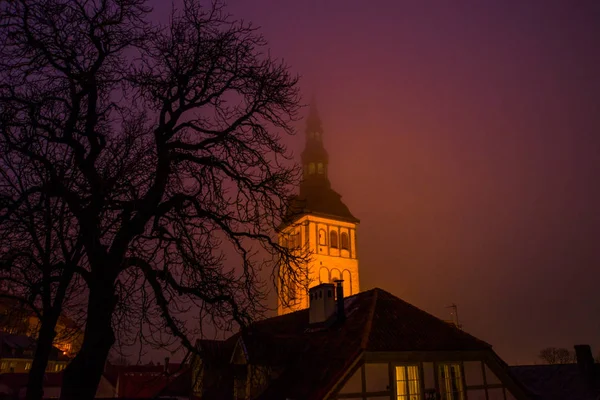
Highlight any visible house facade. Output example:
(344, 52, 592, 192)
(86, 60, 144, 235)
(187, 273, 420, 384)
(192, 282, 530, 400)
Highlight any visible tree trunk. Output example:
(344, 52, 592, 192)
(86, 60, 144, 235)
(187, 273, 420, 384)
(60, 283, 116, 400)
(26, 314, 59, 400)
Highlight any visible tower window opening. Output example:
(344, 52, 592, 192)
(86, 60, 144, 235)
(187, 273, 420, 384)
(340, 232, 349, 250)
(330, 231, 338, 248)
(317, 163, 324, 174)
(319, 229, 327, 246)
(308, 163, 316, 174)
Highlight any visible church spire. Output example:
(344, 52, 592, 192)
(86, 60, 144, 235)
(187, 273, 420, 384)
(301, 102, 330, 185)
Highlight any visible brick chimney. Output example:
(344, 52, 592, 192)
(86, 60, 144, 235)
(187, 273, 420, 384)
(309, 283, 336, 325)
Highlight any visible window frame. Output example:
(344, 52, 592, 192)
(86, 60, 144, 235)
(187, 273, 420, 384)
(340, 232, 349, 250)
(394, 364, 423, 400)
(438, 363, 465, 400)
(330, 230, 338, 248)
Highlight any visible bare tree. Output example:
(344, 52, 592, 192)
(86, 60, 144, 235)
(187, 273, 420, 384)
(0, 154, 86, 400)
(0, 0, 304, 399)
(538, 347, 574, 364)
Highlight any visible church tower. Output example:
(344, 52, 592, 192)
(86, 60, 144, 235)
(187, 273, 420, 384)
(277, 103, 360, 315)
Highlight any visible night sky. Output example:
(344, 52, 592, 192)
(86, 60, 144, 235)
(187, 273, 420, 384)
(149, 1, 600, 364)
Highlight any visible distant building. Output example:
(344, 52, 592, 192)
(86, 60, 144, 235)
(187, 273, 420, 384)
(191, 282, 531, 399)
(0, 332, 69, 374)
(0, 296, 82, 357)
(510, 344, 600, 400)
(277, 103, 360, 315)
(102, 361, 191, 399)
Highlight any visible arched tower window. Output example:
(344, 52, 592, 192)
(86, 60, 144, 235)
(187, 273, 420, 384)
(340, 232, 349, 250)
(308, 163, 316, 175)
(317, 163, 324, 174)
(318, 229, 327, 246)
(330, 231, 338, 248)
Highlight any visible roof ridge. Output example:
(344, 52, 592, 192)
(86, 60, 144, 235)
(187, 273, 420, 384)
(360, 289, 378, 349)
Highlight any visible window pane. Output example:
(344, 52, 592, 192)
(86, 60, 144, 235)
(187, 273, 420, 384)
(396, 366, 406, 381)
(484, 364, 501, 385)
(463, 361, 484, 386)
(365, 363, 389, 392)
(397, 381, 407, 396)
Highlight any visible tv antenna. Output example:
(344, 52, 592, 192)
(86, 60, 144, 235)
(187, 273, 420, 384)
(446, 303, 462, 330)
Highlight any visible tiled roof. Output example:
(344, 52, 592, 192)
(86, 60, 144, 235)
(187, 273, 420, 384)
(203, 287, 491, 400)
(103, 362, 190, 398)
(510, 364, 600, 400)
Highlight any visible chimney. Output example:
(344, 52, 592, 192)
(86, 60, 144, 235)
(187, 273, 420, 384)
(574, 344, 595, 384)
(334, 279, 345, 322)
(575, 345, 594, 368)
(309, 283, 336, 325)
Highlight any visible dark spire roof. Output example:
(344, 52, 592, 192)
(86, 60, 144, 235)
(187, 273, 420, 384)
(283, 102, 358, 226)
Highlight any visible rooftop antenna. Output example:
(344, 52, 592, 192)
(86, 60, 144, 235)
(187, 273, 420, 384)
(445, 303, 462, 330)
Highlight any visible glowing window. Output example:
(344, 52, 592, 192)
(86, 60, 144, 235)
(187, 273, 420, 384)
(317, 163, 324, 174)
(308, 163, 316, 174)
(319, 229, 327, 246)
(330, 231, 338, 248)
(341, 232, 349, 250)
(439, 364, 464, 400)
(396, 365, 421, 400)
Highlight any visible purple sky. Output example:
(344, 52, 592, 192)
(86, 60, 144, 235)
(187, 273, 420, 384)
(149, 1, 600, 364)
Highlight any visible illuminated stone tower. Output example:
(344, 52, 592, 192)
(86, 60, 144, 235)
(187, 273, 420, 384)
(277, 103, 360, 315)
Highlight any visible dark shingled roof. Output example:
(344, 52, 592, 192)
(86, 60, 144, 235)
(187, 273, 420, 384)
(284, 185, 359, 225)
(202, 288, 491, 400)
(510, 364, 600, 400)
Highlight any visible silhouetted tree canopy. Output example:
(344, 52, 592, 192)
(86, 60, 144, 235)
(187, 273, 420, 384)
(538, 347, 574, 364)
(0, 0, 305, 398)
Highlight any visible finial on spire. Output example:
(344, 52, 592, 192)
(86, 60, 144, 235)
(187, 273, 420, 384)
(306, 95, 323, 136)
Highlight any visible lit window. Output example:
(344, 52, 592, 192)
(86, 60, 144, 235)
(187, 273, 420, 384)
(330, 231, 338, 248)
(396, 365, 421, 400)
(439, 364, 464, 400)
(317, 163, 324, 174)
(308, 163, 316, 174)
(341, 232, 349, 250)
(25, 363, 31, 370)
(318, 229, 327, 246)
